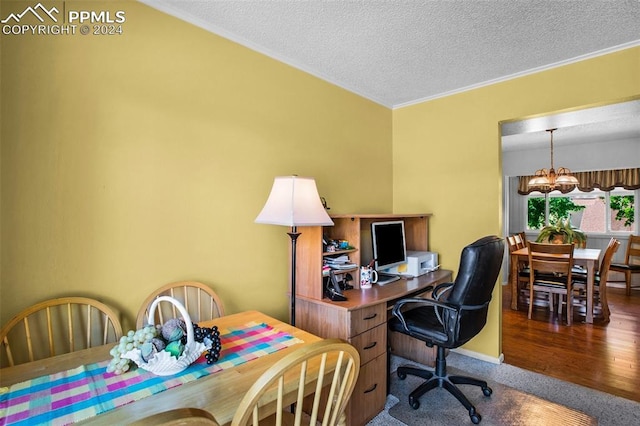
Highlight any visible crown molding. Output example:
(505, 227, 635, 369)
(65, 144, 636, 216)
(393, 40, 640, 110)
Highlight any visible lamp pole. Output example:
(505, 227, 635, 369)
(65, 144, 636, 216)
(287, 226, 300, 326)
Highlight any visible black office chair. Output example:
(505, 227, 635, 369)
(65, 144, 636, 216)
(389, 236, 504, 424)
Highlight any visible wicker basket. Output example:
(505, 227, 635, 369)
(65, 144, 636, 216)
(122, 296, 209, 376)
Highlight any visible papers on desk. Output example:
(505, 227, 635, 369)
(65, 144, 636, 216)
(324, 254, 349, 264)
(324, 255, 357, 270)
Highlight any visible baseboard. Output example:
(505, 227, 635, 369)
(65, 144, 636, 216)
(451, 347, 504, 365)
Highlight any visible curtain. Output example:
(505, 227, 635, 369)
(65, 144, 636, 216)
(517, 168, 640, 195)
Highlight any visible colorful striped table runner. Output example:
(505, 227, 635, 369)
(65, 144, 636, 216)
(0, 321, 302, 426)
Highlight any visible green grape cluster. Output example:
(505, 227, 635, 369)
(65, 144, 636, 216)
(106, 325, 159, 375)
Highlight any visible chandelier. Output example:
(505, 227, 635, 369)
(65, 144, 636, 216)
(528, 128, 579, 189)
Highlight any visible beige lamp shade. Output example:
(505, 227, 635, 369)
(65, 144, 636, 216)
(255, 176, 334, 227)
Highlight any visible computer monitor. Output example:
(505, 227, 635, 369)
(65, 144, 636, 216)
(371, 220, 407, 273)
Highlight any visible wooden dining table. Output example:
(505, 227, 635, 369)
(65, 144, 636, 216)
(510, 247, 601, 324)
(0, 310, 322, 425)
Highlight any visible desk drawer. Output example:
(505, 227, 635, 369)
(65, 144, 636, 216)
(347, 353, 387, 426)
(349, 322, 387, 366)
(349, 304, 386, 336)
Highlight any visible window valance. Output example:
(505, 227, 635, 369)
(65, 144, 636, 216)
(517, 168, 640, 195)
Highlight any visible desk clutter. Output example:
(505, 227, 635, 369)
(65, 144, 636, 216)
(322, 254, 357, 275)
(322, 253, 357, 301)
(323, 238, 354, 253)
(324, 270, 350, 301)
(0, 322, 302, 426)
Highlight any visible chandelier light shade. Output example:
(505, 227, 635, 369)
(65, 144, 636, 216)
(255, 176, 333, 326)
(528, 129, 579, 190)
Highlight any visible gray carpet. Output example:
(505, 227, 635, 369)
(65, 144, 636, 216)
(366, 353, 640, 426)
(387, 368, 595, 425)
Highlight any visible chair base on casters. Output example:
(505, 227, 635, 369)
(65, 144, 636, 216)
(397, 346, 492, 424)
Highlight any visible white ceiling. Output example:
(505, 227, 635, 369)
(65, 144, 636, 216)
(141, 0, 640, 109)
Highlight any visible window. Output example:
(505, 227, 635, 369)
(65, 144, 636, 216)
(527, 188, 636, 233)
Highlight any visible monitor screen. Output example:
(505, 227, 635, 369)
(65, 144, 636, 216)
(371, 220, 407, 272)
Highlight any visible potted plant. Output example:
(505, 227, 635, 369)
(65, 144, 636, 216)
(535, 218, 587, 247)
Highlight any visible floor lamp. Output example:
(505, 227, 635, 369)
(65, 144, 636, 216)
(255, 176, 333, 326)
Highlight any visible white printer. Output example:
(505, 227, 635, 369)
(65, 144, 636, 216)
(382, 251, 439, 277)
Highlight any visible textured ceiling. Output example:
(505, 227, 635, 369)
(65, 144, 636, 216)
(141, 0, 640, 108)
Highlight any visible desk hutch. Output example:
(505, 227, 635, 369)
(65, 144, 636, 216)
(294, 213, 453, 426)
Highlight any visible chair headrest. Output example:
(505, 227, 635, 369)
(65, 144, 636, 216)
(446, 236, 505, 306)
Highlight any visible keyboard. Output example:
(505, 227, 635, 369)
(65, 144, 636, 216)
(377, 273, 401, 286)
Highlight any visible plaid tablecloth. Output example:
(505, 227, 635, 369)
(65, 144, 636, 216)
(0, 321, 302, 425)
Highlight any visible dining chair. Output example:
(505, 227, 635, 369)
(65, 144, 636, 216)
(573, 238, 620, 322)
(610, 234, 640, 296)
(527, 242, 575, 325)
(507, 235, 529, 300)
(131, 408, 220, 425)
(517, 232, 528, 248)
(136, 281, 225, 329)
(230, 338, 360, 426)
(0, 297, 123, 367)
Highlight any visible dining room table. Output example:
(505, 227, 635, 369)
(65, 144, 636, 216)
(510, 246, 601, 324)
(0, 310, 323, 426)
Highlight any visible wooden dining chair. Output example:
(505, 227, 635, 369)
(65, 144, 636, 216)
(507, 235, 529, 299)
(136, 281, 225, 329)
(0, 297, 123, 367)
(230, 339, 360, 426)
(517, 232, 528, 248)
(573, 238, 620, 322)
(610, 235, 640, 296)
(527, 242, 575, 325)
(131, 408, 220, 426)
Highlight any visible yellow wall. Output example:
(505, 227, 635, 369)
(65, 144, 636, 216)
(392, 46, 640, 358)
(0, 1, 392, 329)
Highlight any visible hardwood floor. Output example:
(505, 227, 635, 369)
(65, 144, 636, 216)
(502, 283, 640, 403)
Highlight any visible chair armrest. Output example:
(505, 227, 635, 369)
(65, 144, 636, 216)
(432, 282, 454, 300)
(391, 297, 458, 333)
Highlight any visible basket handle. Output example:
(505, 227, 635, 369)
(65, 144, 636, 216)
(147, 296, 194, 346)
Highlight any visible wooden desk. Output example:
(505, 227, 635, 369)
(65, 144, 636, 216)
(0, 310, 321, 426)
(296, 269, 453, 426)
(510, 247, 601, 324)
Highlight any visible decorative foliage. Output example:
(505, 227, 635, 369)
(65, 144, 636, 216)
(535, 218, 587, 247)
